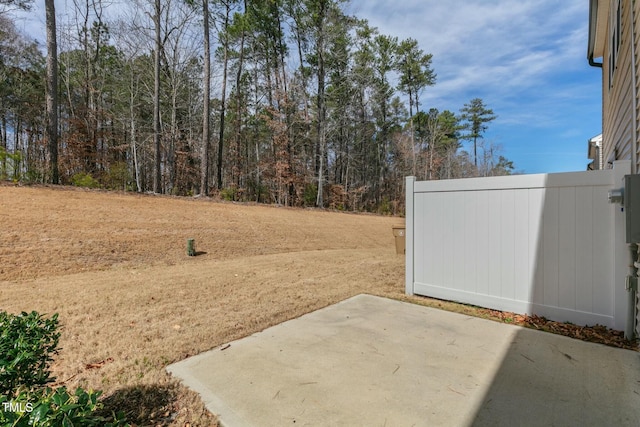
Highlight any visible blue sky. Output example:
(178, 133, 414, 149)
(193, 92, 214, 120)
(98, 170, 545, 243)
(11, 0, 601, 175)
(349, 0, 602, 174)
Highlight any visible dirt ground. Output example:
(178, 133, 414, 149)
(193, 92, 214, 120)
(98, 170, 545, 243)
(0, 184, 407, 426)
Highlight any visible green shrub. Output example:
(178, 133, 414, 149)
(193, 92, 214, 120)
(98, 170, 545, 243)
(0, 311, 128, 426)
(24, 169, 44, 184)
(0, 147, 23, 181)
(220, 186, 238, 201)
(303, 184, 317, 207)
(103, 162, 129, 191)
(378, 197, 394, 215)
(0, 387, 127, 427)
(0, 311, 60, 396)
(71, 172, 100, 189)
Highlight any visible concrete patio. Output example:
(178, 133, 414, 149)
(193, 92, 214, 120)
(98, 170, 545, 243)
(167, 294, 640, 426)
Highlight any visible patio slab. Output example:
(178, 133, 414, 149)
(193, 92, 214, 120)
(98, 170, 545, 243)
(167, 294, 640, 426)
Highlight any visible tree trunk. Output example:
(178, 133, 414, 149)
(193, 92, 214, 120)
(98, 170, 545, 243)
(153, 0, 162, 193)
(45, 0, 58, 184)
(315, 2, 326, 207)
(217, 2, 230, 190)
(233, 0, 246, 187)
(1, 116, 6, 177)
(473, 136, 477, 168)
(200, 0, 210, 195)
(130, 106, 141, 192)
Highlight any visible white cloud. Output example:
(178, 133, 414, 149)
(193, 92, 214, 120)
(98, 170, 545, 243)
(349, 0, 601, 173)
(350, 0, 593, 122)
(12, 0, 599, 173)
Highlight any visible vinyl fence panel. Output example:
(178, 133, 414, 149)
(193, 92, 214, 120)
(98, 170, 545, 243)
(406, 161, 631, 330)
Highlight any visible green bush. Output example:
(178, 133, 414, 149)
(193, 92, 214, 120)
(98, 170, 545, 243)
(303, 184, 317, 207)
(24, 169, 44, 184)
(102, 162, 130, 191)
(71, 172, 100, 189)
(220, 186, 238, 201)
(0, 387, 127, 427)
(0, 311, 128, 426)
(378, 197, 394, 215)
(0, 311, 60, 396)
(0, 147, 23, 181)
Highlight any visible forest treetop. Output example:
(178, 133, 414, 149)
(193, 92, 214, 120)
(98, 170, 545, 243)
(0, 0, 513, 213)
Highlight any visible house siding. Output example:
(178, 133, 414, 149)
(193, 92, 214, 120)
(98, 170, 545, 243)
(603, 0, 635, 169)
(635, 0, 640, 172)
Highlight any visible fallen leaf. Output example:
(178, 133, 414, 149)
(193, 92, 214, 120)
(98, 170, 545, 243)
(85, 357, 114, 370)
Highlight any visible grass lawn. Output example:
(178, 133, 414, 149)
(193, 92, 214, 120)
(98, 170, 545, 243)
(0, 184, 407, 425)
(1, 183, 634, 425)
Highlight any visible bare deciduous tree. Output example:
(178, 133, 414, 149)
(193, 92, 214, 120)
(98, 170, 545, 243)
(45, 0, 59, 184)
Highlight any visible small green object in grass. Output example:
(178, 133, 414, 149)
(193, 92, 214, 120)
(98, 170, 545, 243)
(187, 239, 195, 256)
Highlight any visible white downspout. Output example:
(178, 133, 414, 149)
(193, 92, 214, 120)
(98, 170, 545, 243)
(596, 137, 604, 170)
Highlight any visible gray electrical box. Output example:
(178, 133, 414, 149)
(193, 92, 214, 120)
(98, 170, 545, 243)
(625, 174, 640, 243)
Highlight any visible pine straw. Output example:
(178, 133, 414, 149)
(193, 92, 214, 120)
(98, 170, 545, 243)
(518, 313, 635, 350)
(396, 296, 639, 351)
(482, 308, 636, 350)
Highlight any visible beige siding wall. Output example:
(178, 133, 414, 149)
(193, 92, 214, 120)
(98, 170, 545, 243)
(635, 0, 640, 172)
(603, 0, 635, 169)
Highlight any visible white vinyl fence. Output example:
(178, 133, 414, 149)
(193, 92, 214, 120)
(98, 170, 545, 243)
(405, 161, 632, 331)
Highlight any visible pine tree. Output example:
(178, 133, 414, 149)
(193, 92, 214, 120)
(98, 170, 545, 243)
(459, 98, 496, 169)
(45, 0, 59, 184)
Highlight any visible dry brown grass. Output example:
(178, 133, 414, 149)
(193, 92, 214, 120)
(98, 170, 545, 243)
(2, 184, 633, 425)
(0, 184, 406, 426)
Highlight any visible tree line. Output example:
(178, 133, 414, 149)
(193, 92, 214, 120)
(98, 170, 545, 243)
(0, 0, 513, 212)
